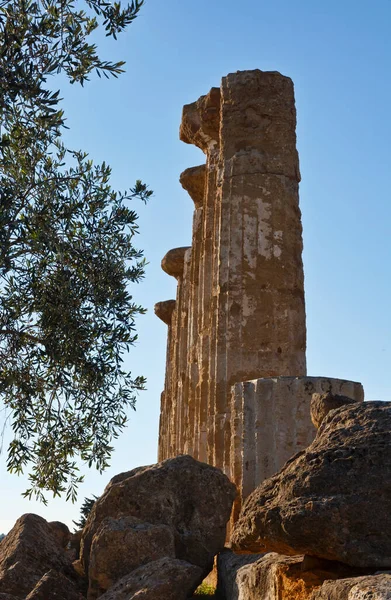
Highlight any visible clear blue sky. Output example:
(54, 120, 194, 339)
(1, 0, 391, 533)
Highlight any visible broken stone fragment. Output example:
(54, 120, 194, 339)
(232, 401, 391, 568)
(154, 300, 176, 325)
(87, 516, 176, 599)
(217, 550, 380, 600)
(179, 164, 206, 209)
(48, 520, 71, 549)
(179, 87, 220, 152)
(25, 570, 85, 600)
(217, 551, 320, 600)
(310, 391, 360, 429)
(161, 247, 191, 279)
(310, 574, 391, 599)
(216, 549, 265, 599)
(98, 557, 203, 600)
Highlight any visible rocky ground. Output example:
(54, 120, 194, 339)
(1, 394, 391, 599)
(0, 455, 235, 599)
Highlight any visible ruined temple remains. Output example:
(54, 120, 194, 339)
(155, 70, 364, 521)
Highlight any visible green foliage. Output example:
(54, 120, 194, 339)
(193, 582, 216, 597)
(72, 494, 99, 530)
(0, 0, 152, 502)
(0, 533, 5, 542)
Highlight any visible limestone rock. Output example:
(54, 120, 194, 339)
(25, 570, 85, 600)
(98, 557, 202, 600)
(310, 574, 391, 599)
(217, 549, 265, 599)
(80, 455, 236, 576)
(217, 551, 323, 600)
(161, 247, 191, 279)
(0, 514, 78, 597)
(179, 165, 206, 208)
(48, 521, 71, 549)
(88, 516, 176, 599)
(154, 300, 176, 325)
(73, 559, 86, 579)
(67, 530, 83, 563)
(310, 392, 359, 429)
(232, 401, 391, 568)
(217, 550, 370, 600)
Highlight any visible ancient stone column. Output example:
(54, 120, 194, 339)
(155, 70, 365, 528)
(155, 299, 176, 461)
(180, 87, 222, 465)
(179, 165, 206, 457)
(177, 71, 307, 477)
(156, 247, 190, 459)
(157, 70, 307, 467)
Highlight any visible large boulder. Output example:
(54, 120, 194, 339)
(25, 570, 85, 600)
(310, 392, 358, 429)
(310, 574, 391, 599)
(232, 402, 391, 568)
(216, 550, 349, 600)
(0, 514, 79, 597)
(88, 516, 176, 599)
(48, 521, 71, 549)
(98, 557, 203, 600)
(80, 455, 236, 576)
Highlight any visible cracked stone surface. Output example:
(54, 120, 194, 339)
(232, 402, 391, 568)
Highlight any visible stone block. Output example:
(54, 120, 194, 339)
(230, 376, 364, 524)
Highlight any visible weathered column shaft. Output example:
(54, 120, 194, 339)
(155, 299, 176, 461)
(179, 164, 206, 459)
(177, 248, 192, 454)
(157, 248, 190, 459)
(230, 376, 364, 528)
(209, 71, 306, 476)
(183, 211, 201, 457)
(180, 87, 222, 464)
